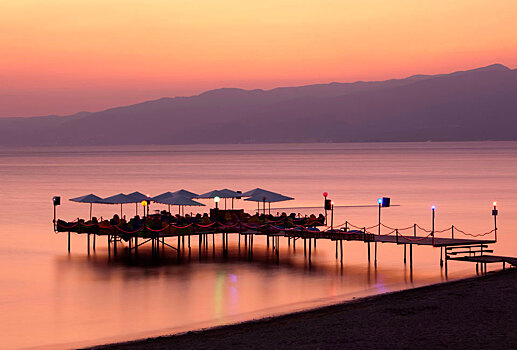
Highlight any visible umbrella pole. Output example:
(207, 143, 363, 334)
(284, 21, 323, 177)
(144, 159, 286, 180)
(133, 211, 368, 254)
(120, 204, 123, 219)
(232, 198, 234, 210)
(89, 203, 92, 220)
(136, 203, 138, 216)
(269, 202, 271, 215)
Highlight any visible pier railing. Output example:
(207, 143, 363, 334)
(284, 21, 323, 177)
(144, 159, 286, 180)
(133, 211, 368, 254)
(55, 216, 497, 245)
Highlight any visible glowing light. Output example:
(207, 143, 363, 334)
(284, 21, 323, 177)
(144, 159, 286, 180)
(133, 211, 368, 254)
(323, 192, 328, 197)
(431, 205, 436, 210)
(214, 196, 220, 203)
(378, 198, 382, 204)
(141, 200, 147, 207)
(331, 201, 334, 206)
(493, 201, 497, 207)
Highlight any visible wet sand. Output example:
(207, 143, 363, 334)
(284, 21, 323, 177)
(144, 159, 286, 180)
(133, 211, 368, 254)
(92, 269, 517, 349)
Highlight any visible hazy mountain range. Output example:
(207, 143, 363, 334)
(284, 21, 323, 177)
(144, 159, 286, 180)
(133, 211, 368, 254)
(1, 64, 516, 146)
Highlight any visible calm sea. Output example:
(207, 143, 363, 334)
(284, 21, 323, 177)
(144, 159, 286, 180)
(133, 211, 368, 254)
(1, 142, 516, 349)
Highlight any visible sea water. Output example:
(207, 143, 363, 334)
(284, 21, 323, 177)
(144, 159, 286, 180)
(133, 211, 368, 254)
(1, 142, 516, 349)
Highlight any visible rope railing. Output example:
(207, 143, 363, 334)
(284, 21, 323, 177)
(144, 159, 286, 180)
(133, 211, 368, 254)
(453, 227, 496, 237)
(397, 230, 434, 242)
(56, 217, 496, 240)
(114, 226, 143, 234)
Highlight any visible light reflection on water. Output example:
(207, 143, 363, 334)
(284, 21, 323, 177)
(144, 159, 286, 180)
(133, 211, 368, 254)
(0, 142, 516, 349)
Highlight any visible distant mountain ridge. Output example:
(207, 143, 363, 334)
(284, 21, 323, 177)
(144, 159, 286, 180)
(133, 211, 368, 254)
(1, 64, 515, 145)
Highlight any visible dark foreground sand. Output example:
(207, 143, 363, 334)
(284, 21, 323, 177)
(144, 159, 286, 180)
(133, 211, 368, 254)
(93, 269, 517, 350)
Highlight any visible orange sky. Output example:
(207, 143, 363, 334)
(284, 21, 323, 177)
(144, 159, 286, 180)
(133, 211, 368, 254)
(1, 0, 516, 117)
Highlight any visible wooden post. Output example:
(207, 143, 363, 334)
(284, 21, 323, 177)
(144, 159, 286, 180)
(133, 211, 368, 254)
(87, 233, 90, 254)
(308, 237, 312, 262)
(68, 232, 70, 252)
(113, 230, 117, 255)
(410, 242, 413, 269)
(440, 247, 444, 267)
(374, 241, 377, 266)
(445, 246, 448, 275)
(276, 236, 280, 262)
(93, 233, 96, 251)
(340, 240, 343, 263)
(363, 227, 370, 262)
(404, 244, 407, 264)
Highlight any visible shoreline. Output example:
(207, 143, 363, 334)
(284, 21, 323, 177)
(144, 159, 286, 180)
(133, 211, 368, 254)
(89, 268, 517, 349)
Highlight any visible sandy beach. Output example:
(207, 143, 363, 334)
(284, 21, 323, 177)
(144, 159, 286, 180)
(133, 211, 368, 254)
(91, 268, 517, 350)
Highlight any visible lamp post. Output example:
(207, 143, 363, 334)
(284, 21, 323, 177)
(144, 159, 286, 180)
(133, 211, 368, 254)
(52, 196, 60, 231)
(331, 201, 334, 232)
(141, 200, 148, 225)
(492, 202, 498, 242)
(323, 192, 328, 225)
(377, 198, 382, 236)
(214, 196, 220, 221)
(431, 205, 436, 246)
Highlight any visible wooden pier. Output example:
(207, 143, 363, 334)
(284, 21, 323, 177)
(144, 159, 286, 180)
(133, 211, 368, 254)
(54, 215, 515, 275)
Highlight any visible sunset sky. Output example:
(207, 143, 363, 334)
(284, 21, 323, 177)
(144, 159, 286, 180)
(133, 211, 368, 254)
(1, 0, 516, 117)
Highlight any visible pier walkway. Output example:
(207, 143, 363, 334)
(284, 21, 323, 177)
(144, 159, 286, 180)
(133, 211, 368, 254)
(53, 214, 513, 276)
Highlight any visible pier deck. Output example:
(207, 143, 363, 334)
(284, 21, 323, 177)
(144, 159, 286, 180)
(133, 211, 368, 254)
(373, 235, 495, 247)
(54, 216, 510, 275)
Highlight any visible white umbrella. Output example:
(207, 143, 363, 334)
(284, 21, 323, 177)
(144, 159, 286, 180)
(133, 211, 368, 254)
(126, 191, 149, 202)
(151, 192, 175, 202)
(126, 191, 150, 215)
(170, 189, 198, 198)
(242, 188, 286, 197)
(244, 192, 294, 215)
(102, 193, 135, 218)
(196, 189, 241, 209)
(70, 193, 104, 220)
(154, 195, 205, 215)
(196, 189, 240, 199)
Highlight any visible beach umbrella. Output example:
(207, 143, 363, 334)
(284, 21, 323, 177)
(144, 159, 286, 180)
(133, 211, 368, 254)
(244, 192, 294, 215)
(101, 193, 135, 218)
(196, 189, 241, 209)
(170, 189, 198, 198)
(196, 189, 240, 198)
(154, 194, 205, 215)
(151, 191, 176, 202)
(242, 188, 287, 197)
(126, 191, 150, 215)
(126, 191, 149, 202)
(69, 193, 104, 220)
